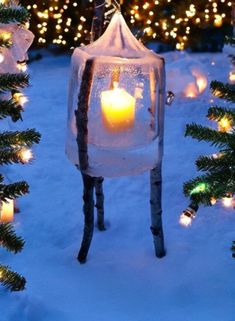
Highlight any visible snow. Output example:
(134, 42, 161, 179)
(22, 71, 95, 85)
(0, 52, 235, 321)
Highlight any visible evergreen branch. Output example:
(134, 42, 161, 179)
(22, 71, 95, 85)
(224, 36, 235, 46)
(0, 99, 23, 122)
(184, 169, 235, 206)
(207, 106, 235, 123)
(185, 124, 234, 149)
(0, 73, 29, 92)
(196, 152, 235, 172)
(0, 264, 26, 291)
(211, 81, 235, 103)
(0, 129, 41, 147)
(0, 181, 29, 202)
(0, 5, 30, 24)
(0, 223, 24, 253)
(0, 147, 27, 165)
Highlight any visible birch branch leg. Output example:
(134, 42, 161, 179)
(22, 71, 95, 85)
(77, 173, 95, 263)
(150, 164, 166, 258)
(95, 177, 105, 231)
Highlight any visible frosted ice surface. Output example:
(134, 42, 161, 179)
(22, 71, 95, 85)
(66, 13, 165, 177)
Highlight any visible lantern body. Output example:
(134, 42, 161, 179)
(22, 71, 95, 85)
(66, 13, 165, 177)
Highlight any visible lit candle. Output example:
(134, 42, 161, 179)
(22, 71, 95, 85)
(101, 86, 136, 133)
(0, 199, 14, 223)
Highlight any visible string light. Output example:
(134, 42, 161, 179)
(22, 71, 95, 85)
(19, 148, 33, 163)
(17, 61, 27, 72)
(218, 116, 233, 132)
(229, 70, 235, 83)
(13, 92, 28, 106)
(26, 0, 231, 50)
(179, 206, 196, 227)
(222, 196, 234, 208)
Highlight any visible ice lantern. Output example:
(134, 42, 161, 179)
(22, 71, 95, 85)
(66, 12, 165, 178)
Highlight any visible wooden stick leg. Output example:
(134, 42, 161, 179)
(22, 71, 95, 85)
(150, 165, 166, 258)
(78, 173, 95, 264)
(95, 177, 105, 231)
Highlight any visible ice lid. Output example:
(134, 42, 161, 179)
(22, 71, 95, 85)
(78, 12, 162, 60)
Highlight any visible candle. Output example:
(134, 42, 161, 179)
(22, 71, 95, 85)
(0, 199, 14, 223)
(101, 87, 136, 133)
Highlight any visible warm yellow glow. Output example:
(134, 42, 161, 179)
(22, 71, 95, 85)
(214, 14, 223, 27)
(101, 85, 136, 133)
(13, 93, 28, 106)
(1, 31, 11, 42)
(17, 62, 27, 72)
(229, 71, 235, 83)
(19, 148, 33, 163)
(0, 199, 14, 223)
(184, 83, 198, 98)
(218, 117, 232, 133)
(210, 197, 217, 205)
(179, 213, 192, 227)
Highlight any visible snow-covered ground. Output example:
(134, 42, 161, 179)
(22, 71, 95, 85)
(1, 52, 235, 321)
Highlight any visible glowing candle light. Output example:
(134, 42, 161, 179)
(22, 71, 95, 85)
(101, 85, 136, 133)
(0, 199, 14, 223)
(184, 83, 198, 98)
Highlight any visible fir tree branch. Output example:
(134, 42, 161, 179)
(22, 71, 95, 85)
(207, 106, 235, 123)
(184, 169, 235, 206)
(0, 181, 29, 202)
(0, 147, 27, 165)
(0, 129, 41, 147)
(0, 99, 23, 122)
(0, 73, 29, 92)
(0, 223, 24, 253)
(0, 264, 26, 291)
(196, 152, 235, 172)
(211, 81, 235, 103)
(185, 124, 235, 149)
(0, 5, 30, 24)
(224, 36, 235, 46)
